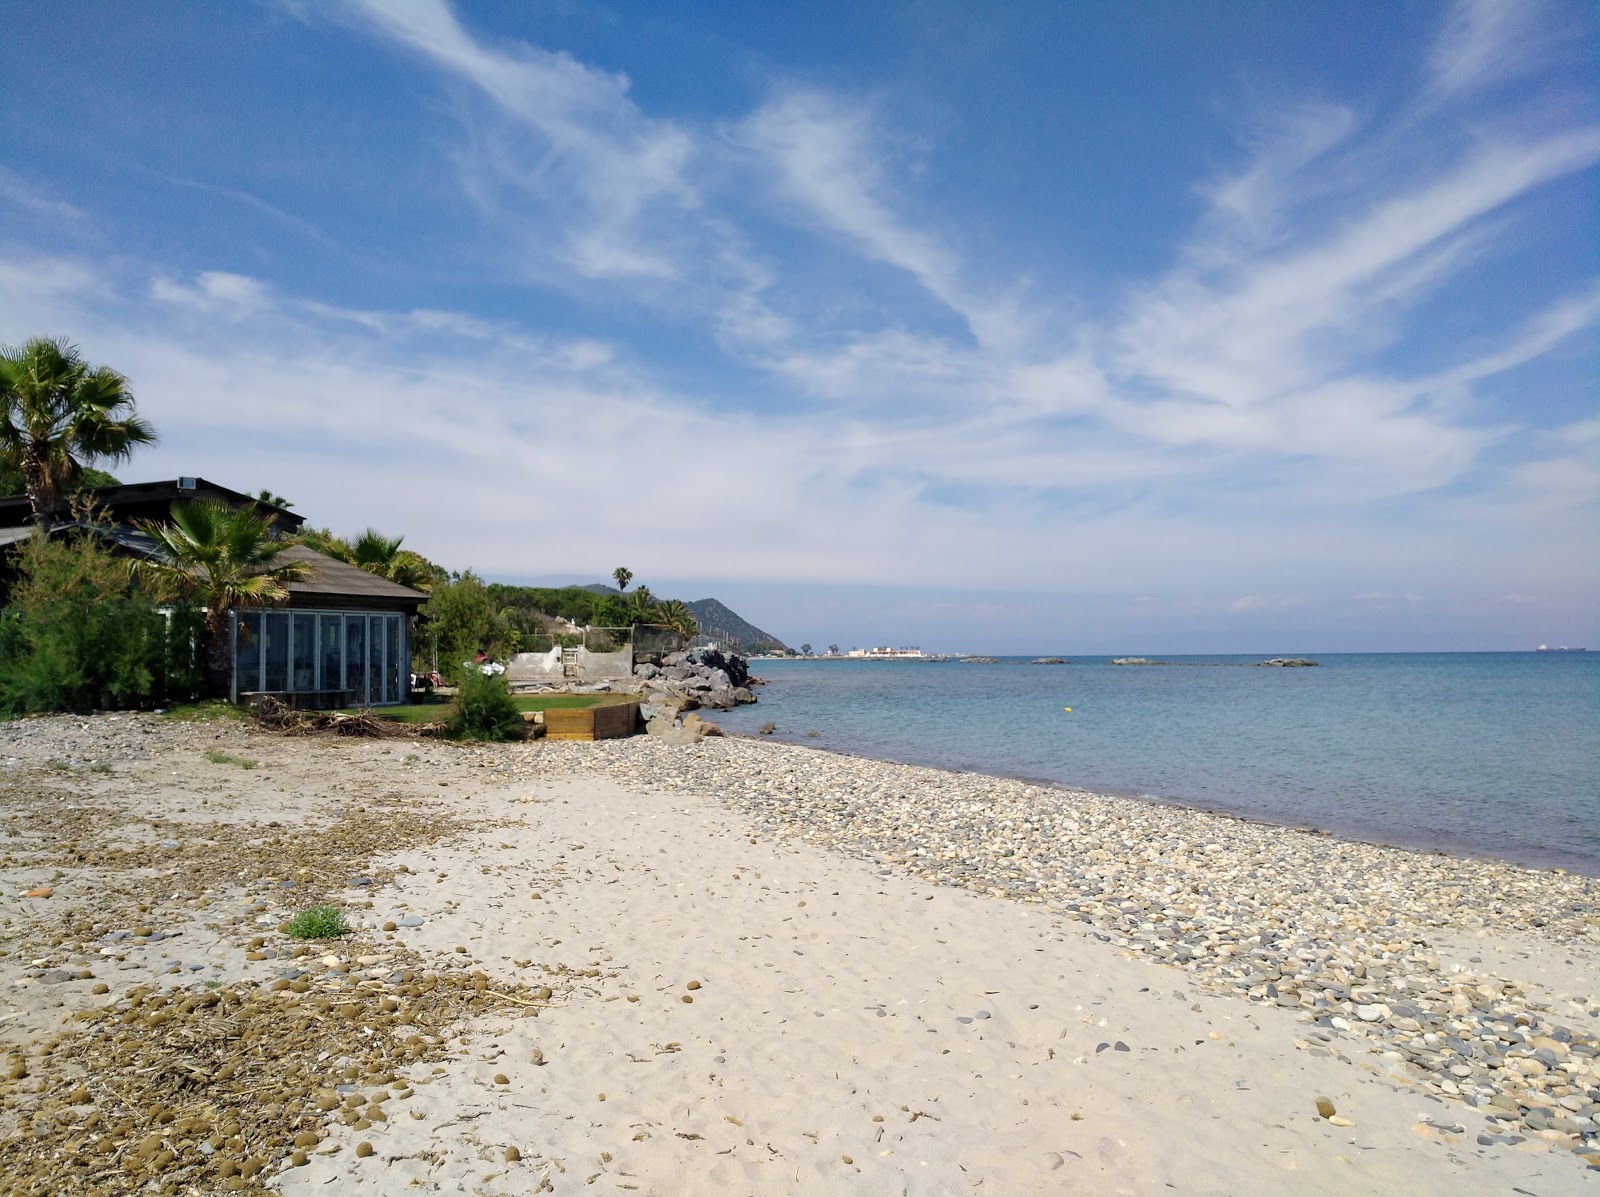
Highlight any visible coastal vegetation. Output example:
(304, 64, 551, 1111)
(441, 666, 522, 742)
(0, 334, 771, 716)
(281, 903, 351, 940)
(0, 336, 156, 525)
(299, 525, 444, 592)
(134, 500, 310, 698)
(0, 524, 203, 714)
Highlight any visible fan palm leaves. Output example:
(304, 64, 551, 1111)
(653, 598, 699, 638)
(134, 501, 310, 696)
(298, 526, 438, 591)
(0, 337, 156, 525)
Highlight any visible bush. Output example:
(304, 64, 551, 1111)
(443, 667, 522, 741)
(0, 530, 198, 715)
(282, 904, 350, 940)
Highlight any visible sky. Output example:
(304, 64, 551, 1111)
(2, 0, 1596, 653)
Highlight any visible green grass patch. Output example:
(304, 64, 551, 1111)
(203, 749, 259, 769)
(160, 701, 249, 723)
(514, 694, 634, 712)
(334, 692, 634, 723)
(282, 903, 351, 940)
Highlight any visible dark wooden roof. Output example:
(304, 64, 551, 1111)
(0, 478, 304, 532)
(277, 545, 427, 607)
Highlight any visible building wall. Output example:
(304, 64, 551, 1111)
(506, 645, 634, 683)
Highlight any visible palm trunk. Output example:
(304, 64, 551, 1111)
(203, 609, 234, 700)
(21, 451, 50, 529)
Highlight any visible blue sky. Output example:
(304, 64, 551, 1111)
(2, 0, 1595, 652)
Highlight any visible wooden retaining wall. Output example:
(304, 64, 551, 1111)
(540, 702, 639, 741)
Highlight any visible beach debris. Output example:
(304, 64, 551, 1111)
(252, 695, 426, 738)
(1316, 1096, 1336, 1118)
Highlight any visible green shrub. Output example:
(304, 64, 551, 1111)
(0, 530, 166, 714)
(443, 667, 522, 741)
(282, 903, 350, 940)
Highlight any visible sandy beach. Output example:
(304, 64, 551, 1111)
(1, 713, 1597, 1195)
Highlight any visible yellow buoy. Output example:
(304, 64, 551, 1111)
(1063, 707, 1072, 712)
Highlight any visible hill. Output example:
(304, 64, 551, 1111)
(571, 585, 787, 653)
(684, 598, 788, 654)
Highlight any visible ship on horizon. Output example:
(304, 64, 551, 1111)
(1537, 644, 1588, 652)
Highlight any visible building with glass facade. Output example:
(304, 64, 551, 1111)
(230, 545, 424, 708)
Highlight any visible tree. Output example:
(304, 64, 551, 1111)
(800, 643, 812, 656)
(621, 585, 656, 626)
(300, 526, 441, 591)
(255, 488, 293, 509)
(612, 566, 633, 593)
(654, 598, 699, 638)
(134, 500, 310, 697)
(421, 571, 506, 680)
(0, 337, 156, 525)
(0, 528, 170, 713)
(828, 644, 840, 656)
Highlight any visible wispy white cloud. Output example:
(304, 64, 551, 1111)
(341, 0, 696, 281)
(1428, 0, 1551, 97)
(0, 168, 88, 227)
(150, 271, 271, 316)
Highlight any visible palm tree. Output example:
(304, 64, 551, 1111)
(622, 584, 656, 625)
(653, 598, 700, 638)
(0, 337, 156, 525)
(255, 488, 293, 509)
(613, 566, 633, 593)
(299, 526, 437, 591)
(134, 500, 309, 697)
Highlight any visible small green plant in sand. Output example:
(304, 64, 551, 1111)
(203, 749, 258, 769)
(282, 904, 351, 940)
(89, 762, 112, 774)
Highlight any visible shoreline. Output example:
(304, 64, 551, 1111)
(1, 713, 1597, 1193)
(723, 730, 1600, 879)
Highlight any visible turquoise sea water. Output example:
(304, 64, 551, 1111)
(711, 654, 1600, 875)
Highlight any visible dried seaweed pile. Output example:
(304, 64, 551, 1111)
(1, 783, 477, 962)
(0, 745, 570, 1193)
(0, 955, 566, 1195)
(251, 697, 435, 738)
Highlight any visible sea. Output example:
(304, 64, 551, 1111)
(711, 653, 1600, 876)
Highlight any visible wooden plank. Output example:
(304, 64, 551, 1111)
(591, 702, 638, 740)
(541, 708, 596, 741)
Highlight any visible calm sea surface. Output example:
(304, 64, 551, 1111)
(711, 654, 1600, 875)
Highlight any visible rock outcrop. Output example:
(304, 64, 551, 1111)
(1256, 658, 1319, 667)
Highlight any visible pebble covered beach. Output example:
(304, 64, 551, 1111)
(0, 712, 1596, 1194)
(540, 735, 1600, 1149)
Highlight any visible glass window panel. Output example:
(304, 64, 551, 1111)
(320, 616, 343, 694)
(292, 614, 317, 693)
(262, 612, 290, 692)
(345, 615, 367, 706)
(234, 612, 262, 694)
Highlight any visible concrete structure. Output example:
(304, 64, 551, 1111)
(506, 642, 634, 684)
